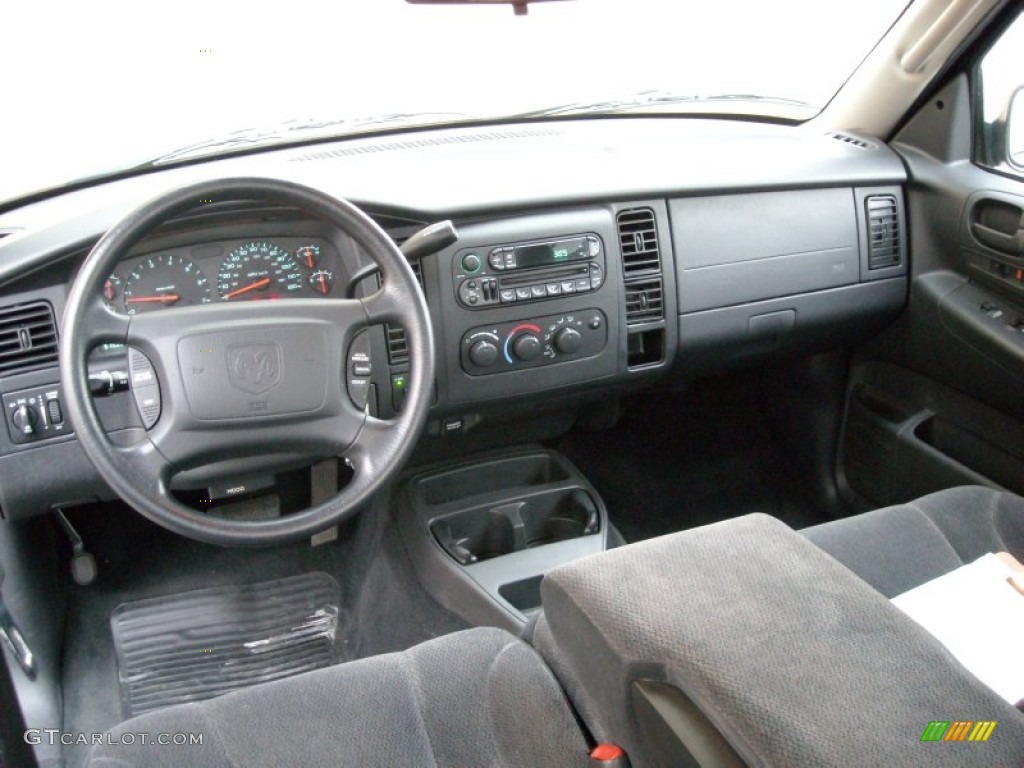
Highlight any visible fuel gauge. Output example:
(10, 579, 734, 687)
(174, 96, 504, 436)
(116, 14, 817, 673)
(309, 269, 335, 295)
(297, 244, 321, 269)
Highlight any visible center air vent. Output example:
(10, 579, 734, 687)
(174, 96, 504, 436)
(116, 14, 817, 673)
(617, 208, 665, 327)
(618, 209, 662, 276)
(617, 207, 666, 367)
(0, 301, 58, 376)
(624, 280, 664, 324)
(385, 259, 424, 366)
(866, 195, 901, 269)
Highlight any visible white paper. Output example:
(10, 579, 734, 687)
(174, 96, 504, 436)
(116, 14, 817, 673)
(891, 553, 1024, 706)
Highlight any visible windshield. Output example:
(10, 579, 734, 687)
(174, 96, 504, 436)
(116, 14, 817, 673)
(2, 0, 909, 205)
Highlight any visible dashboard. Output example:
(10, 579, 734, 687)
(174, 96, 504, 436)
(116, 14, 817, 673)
(0, 117, 910, 519)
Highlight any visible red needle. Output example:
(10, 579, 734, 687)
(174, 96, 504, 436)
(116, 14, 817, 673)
(318, 273, 327, 294)
(125, 294, 180, 304)
(223, 277, 271, 299)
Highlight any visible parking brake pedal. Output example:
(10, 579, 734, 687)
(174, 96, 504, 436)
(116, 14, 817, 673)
(0, 565, 36, 679)
(55, 510, 97, 586)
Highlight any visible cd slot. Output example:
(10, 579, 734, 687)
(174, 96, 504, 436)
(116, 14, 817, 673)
(499, 264, 590, 288)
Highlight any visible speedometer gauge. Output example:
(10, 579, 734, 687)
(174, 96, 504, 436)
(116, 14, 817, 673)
(218, 241, 304, 301)
(122, 254, 211, 314)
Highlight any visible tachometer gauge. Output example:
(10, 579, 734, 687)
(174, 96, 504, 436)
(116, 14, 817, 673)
(122, 255, 211, 314)
(218, 241, 304, 301)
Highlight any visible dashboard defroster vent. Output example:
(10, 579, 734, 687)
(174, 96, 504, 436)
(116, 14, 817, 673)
(617, 208, 662, 276)
(0, 301, 58, 376)
(866, 195, 901, 269)
(827, 132, 875, 150)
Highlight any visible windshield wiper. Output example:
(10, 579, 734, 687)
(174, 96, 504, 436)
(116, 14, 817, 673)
(149, 112, 471, 165)
(513, 91, 814, 119)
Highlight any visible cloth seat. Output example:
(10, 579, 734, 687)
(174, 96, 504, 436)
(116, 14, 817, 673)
(802, 485, 1024, 597)
(86, 626, 590, 768)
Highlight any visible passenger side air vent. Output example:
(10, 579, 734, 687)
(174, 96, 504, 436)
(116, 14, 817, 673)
(0, 301, 58, 376)
(866, 195, 901, 269)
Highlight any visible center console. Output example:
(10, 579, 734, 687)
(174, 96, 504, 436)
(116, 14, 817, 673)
(397, 448, 609, 630)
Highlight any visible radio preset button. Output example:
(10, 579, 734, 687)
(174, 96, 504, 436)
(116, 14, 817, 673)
(500, 289, 516, 303)
(575, 278, 591, 291)
(560, 281, 576, 293)
(515, 287, 531, 301)
(531, 285, 547, 298)
(546, 283, 561, 296)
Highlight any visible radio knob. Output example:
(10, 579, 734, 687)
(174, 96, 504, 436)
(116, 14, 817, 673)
(511, 333, 542, 362)
(554, 327, 583, 354)
(469, 339, 499, 367)
(461, 253, 482, 273)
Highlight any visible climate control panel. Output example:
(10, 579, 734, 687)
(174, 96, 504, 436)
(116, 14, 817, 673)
(460, 309, 608, 376)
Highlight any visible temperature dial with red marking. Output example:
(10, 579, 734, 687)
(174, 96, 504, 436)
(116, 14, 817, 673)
(309, 269, 335, 295)
(504, 323, 543, 363)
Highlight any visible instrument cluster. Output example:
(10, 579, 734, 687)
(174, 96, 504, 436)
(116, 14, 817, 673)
(103, 237, 340, 314)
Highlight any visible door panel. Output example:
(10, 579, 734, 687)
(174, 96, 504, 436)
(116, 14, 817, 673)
(839, 68, 1024, 509)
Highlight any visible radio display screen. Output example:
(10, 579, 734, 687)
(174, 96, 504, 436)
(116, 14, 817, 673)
(515, 237, 589, 268)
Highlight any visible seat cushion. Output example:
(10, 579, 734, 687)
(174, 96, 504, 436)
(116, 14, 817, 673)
(803, 485, 1024, 597)
(86, 627, 590, 768)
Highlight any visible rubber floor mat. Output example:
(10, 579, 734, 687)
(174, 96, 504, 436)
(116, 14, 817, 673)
(111, 571, 341, 717)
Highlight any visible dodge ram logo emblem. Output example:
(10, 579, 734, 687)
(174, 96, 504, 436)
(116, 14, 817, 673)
(226, 343, 282, 394)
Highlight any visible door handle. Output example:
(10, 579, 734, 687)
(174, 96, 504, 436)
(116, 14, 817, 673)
(969, 199, 1024, 257)
(970, 221, 1023, 255)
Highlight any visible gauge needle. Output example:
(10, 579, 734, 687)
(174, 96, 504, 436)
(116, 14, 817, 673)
(223, 277, 271, 299)
(125, 294, 180, 304)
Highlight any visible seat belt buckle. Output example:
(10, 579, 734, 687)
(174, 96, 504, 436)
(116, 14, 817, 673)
(590, 743, 630, 767)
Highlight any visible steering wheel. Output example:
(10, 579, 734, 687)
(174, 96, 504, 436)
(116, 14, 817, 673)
(59, 178, 435, 546)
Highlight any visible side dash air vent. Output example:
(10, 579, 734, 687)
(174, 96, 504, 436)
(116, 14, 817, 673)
(385, 258, 424, 366)
(866, 195, 901, 269)
(0, 301, 58, 376)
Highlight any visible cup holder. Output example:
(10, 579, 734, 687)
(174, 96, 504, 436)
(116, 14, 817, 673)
(431, 488, 600, 565)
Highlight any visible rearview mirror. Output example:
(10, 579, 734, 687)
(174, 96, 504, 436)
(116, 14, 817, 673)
(1008, 86, 1024, 170)
(405, 0, 568, 15)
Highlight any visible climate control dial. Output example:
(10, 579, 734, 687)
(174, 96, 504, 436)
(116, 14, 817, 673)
(460, 310, 608, 376)
(510, 332, 542, 362)
(469, 338, 499, 367)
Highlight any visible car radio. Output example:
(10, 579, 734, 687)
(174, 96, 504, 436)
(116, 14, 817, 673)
(452, 234, 605, 309)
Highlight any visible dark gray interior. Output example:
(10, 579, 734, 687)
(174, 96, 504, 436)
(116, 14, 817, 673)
(2, 5, 1024, 766)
